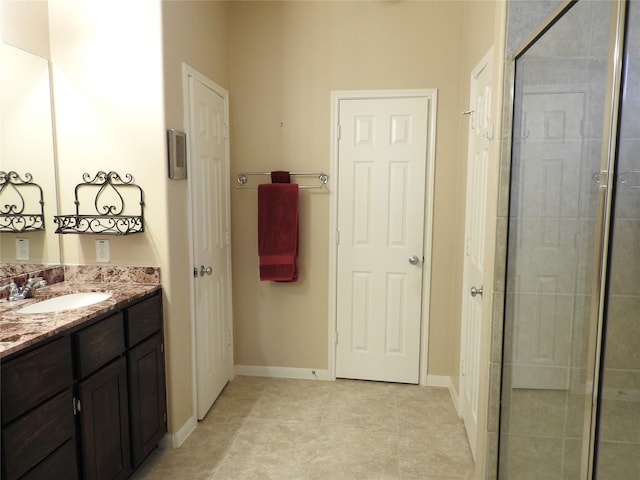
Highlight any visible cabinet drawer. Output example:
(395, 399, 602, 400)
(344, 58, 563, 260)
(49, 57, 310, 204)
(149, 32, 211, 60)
(2, 389, 75, 480)
(74, 312, 125, 379)
(126, 294, 162, 347)
(21, 439, 78, 480)
(1, 337, 72, 425)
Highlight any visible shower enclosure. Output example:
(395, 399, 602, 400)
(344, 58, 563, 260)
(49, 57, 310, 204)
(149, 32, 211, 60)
(498, 0, 639, 478)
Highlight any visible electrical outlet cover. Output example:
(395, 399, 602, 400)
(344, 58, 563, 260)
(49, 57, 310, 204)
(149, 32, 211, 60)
(16, 238, 30, 261)
(95, 239, 110, 263)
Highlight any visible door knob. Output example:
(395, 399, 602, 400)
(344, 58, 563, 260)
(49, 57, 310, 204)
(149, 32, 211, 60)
(408, 255, 420, 265)
(199, 265, 213, 276)
(470, 286, 483, 297)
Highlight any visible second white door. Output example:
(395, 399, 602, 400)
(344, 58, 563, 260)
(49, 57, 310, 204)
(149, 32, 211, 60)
(335, 95, 431, 384)
(187, 70, 232, 420)
(459, 49, 492, 460)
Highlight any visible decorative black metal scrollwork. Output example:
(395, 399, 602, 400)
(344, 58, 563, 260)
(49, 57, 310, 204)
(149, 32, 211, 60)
(54, 171, 145, 235)
(0, 171, 45, 232)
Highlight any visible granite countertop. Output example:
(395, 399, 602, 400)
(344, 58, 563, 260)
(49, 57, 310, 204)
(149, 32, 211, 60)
(0, 281, 161, 360)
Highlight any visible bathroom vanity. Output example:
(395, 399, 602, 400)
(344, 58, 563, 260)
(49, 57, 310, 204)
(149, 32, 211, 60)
(0, 287, 166, 480)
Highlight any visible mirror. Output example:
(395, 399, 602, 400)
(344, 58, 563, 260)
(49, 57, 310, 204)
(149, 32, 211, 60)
(0, 42, 61, 278)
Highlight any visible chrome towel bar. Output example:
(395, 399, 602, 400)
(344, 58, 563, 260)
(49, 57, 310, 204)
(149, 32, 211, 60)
(236, 172, 328, 189)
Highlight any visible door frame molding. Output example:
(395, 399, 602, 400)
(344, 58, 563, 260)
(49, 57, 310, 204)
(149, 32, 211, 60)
(328, 89, 438, 385)
(181, 63, 234, 420)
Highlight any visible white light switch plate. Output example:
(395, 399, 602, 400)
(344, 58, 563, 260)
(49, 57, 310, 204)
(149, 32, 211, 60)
(16, 238, 30, 261)
(95, 239, 110, 263)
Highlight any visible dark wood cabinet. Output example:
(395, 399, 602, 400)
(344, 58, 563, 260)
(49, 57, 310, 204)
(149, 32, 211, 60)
(0, 290, 165, 480)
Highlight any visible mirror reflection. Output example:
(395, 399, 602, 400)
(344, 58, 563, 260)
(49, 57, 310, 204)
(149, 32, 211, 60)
(0, 42, 61, 277)
(0, 170, 46, 232)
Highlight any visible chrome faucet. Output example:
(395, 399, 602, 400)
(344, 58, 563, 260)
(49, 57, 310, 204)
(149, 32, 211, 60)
(1, 277, 47, 301)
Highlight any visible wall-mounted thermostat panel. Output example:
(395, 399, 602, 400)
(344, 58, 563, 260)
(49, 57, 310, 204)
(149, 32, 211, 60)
(167, 129, 187, 180)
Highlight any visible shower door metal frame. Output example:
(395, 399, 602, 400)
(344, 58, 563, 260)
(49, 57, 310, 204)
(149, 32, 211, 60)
(584, 1, 627, 477)
(499, 0, 628, 478)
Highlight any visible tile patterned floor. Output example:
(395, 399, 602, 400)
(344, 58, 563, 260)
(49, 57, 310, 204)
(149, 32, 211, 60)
(132, 376, 474, 480)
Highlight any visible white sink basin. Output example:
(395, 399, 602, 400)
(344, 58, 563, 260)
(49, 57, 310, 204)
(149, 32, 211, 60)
(17, 292, 112, 314)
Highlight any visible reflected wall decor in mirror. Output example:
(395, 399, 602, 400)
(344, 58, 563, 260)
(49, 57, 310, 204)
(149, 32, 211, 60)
(0, 42, 61, 277)
(0, 170, 46, 232)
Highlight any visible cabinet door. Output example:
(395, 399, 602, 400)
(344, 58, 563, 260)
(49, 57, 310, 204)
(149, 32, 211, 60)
(127, 333, 167, 467)
(77, 357, 131, 480)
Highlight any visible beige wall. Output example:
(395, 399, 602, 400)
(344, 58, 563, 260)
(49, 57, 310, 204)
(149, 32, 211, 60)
(0, 0, 50, 59)
(161, 0, 230, 436)
(228, 1, 466, 374)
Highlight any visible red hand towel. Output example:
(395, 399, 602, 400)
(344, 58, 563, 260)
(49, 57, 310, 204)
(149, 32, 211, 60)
(258, 183, 299, 282)
(270, 171, 291, 183)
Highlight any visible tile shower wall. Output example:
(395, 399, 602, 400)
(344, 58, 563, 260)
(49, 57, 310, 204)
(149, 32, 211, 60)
(595, 2, 640, 477)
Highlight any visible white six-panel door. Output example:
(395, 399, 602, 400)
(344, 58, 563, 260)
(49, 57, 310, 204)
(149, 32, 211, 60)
(187, 72, 232, 420)
(459, 49, 492, 460)
(335, 95, 430, 384)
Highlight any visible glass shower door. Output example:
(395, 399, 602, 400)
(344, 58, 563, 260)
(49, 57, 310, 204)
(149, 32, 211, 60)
(594, 1, 640, 477)
(499, 1, 622, 478)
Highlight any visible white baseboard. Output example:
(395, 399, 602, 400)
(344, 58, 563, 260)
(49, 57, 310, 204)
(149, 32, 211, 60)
(427, 374, 459, 414)
(426, 374, 450, 388)
(234, 365, 331, 381)
(159, 415, 197, 449)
